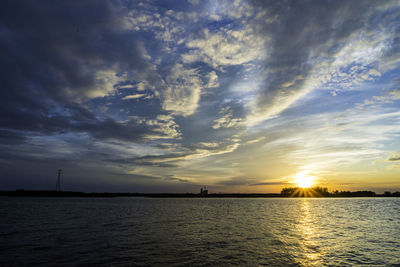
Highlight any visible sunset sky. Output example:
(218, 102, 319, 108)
(1, 0, 399, 193)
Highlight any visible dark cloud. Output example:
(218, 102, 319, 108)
(0, 130, 27, 145)
(0, 106, 158, 142)
(164, 175, 191, 183)
(0, 0, 154, 141)
(251, 182, 288, 186)
(216, 177, 256, 186)
(216, 178, 251, 186)
(129, 153, 189, 166)
(387, 156, 400, 162)
(73, 118, 152, 142)
(217, 177, 287, 187)
(109, 157, 179, 168)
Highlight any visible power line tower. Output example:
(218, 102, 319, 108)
(55, 169, 62, 191)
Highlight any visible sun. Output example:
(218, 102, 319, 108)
(294, 173, 315, 188)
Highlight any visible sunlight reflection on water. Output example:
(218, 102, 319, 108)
(298, 199, 322, 266)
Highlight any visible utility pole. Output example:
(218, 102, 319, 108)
(55, 169, 62, 191)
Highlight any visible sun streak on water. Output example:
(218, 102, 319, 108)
(298, 200, 323, 266)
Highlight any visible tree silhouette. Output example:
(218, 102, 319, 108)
(280, 186, 330, 197)
(281, 187, 380, 197)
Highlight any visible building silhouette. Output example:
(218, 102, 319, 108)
(200, 187, 208, 196)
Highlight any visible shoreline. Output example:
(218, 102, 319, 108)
(1, 190, 399, 198)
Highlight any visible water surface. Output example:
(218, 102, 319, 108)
(1, 197, 399, 266)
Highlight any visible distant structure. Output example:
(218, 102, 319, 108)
(200, 187, 208, 196)
(55, 169, 62, 191)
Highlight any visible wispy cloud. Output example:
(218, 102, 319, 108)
(122, 94, 152, 100)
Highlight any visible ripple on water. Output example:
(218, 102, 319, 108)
(0, 197, 400, 266)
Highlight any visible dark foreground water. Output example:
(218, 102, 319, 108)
(1, 197, 399, 266)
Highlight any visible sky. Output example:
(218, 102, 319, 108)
(1, 0, 400, 193)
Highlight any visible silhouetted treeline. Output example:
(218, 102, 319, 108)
(280, 187, 400, 197)
(382, 191, 400, 197)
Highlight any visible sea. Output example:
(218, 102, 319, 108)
(1, 197, 399, 266)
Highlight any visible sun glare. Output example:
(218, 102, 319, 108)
(294, 174, 315, 188)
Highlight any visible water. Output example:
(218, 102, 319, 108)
(1, 197, 399, 266)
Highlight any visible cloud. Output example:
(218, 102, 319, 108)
(216, 177, 255, 186)
(143, 115, 182, 140)
(213, 106, 244, 129)
(257, 107, 400, 177)
(123, 6, 187, 50)
(373, 89, 400, 102)
(188, 0, 200, 6)
(251, 182, 288, 186)
(216, 176, 287, 186)
(0, 130, 27, 145)
(387, 152, 400, 162)
(0, 0, 158, 142)
(164, 175, 192, 183)
(357, 88, 400, 109)
(122, 94, 152, 100)
(206, 71, 219, 88)
(246, 0, 399, 124)
(161, 64, 218, 116)
(183, 27, 266, 68)
(161, 64, 203, 116)
(130, 140, 240, 166)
